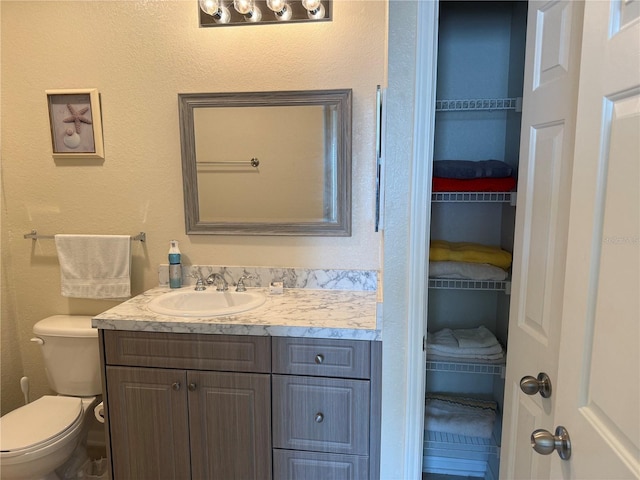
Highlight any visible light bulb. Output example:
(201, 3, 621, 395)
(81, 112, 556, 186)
(307, 3, 325, 19)
(266, 0, 286, 12)
(215, 4, 231, 23)
(233, 0, 254, 15)
(199, 0, 220, 16)
(301, 0, 321, 10)
(269, 2, 291, 20)
(245, 6, 262, 22)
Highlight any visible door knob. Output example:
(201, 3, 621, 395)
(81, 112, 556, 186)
(520, 372, 552, 398)
(531, 426, 571, 460)
(171, 382, 181, 391)
(188, 383, 197, 391)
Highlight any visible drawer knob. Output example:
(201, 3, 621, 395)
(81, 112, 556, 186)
(188, 383, 197, 391)
(171, 382, 181, 391)
(315, 412, 324, 423)
(315, 354, 324, 364)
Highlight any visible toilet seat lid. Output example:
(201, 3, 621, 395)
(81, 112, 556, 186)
(0, 396, 82, 452)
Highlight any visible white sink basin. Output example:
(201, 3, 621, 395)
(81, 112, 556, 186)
(147, 288, 266, 317)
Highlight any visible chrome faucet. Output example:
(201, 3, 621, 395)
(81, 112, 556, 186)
(206, 273, 228, 292)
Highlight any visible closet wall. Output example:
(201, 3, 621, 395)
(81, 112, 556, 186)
(423, 2, 527, 479)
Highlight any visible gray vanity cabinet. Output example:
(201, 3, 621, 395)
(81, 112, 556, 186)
(100, 331, 381, 480)
(271, 337, 382, 480)
(101, 331, 272, 480)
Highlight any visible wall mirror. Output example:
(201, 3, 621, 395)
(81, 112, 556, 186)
(178, 89, 352, 236)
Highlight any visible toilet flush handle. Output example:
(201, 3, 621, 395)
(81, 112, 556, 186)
(30, 337, 44, 345)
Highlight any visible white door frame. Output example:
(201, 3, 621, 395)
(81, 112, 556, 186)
(404, 1, 439, 477)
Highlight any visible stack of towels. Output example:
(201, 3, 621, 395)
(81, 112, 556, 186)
(429, 240, 512, 281)
(432, 159, 516, 192)
(426, 326, 504, 362)
(424, 393, 497, 439)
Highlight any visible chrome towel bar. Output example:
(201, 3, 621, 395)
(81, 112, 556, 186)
(24, 230, 146, 242)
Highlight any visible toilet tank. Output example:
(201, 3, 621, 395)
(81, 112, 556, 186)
(32, 315, 102, 396)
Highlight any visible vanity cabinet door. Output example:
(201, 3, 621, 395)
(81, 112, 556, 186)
(106, 366, 191, 480)
(188, 370, 272, 480)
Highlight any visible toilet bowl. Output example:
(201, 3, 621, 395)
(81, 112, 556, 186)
(0, 315, 102, 480)
(0, 396, 98, 480)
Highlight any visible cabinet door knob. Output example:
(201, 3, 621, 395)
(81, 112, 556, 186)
(315, 412, 324, 423)
(315, 354, 324, 364)
(520, 372, 552, 398)
(171, 382, 181, 391)
(188, 383, 197, 391)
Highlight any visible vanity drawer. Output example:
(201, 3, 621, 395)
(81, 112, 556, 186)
(272, 337, 370, 379)
(273, 449, 369, 480)
(103, 330, 270, 373)
(272, 375, 370, 455)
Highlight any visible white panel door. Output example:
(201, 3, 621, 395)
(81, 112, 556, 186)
(550, 0, 640, 478)
(501, 2, 584, 478)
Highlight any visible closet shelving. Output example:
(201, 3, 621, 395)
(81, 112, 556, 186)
(423, 430, 501, 458)
(426, 358, 505, 377)
(431, 191, 515, 203)
(427, 278, 510, 293)
(435, 97, 521, 112)
(422, 430, 502, 479)
(423, 2, 527, 479)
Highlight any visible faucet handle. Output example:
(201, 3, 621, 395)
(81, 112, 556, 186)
(236, 274, 255, 292)
(194, 278, 206, 291)
(189, 272, 206, 291)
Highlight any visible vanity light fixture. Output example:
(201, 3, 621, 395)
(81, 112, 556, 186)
(199, 0, 330, 27)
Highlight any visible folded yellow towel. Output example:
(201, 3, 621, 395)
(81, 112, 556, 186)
(429, 240, 512, 269)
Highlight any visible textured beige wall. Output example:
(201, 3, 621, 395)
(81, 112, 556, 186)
(0, 0, 386, 411)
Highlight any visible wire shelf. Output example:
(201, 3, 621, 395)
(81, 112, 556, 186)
(432, 192, 514, 203)
(428, 278, 511, 293)
(426, 358, 505, 376)
(435, 97, 521, 112)
(423, 430, 500, 456)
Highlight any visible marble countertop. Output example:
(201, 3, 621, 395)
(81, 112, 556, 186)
(92, 286, 382, 341)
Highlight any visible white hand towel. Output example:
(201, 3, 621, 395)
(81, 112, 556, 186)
(54, 234, 131, 299)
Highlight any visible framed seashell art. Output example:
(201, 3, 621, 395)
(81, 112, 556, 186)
(46, 88, 104, 159)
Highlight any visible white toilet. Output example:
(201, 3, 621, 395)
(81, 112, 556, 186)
(0, 315, 102, 480)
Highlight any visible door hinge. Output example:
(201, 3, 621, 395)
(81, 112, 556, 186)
(423, 335, 426, 352)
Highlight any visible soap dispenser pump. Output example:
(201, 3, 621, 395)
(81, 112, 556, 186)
(168, 240, 182, 289)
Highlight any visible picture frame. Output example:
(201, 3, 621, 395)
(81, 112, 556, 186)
(46, 88, 104, 159)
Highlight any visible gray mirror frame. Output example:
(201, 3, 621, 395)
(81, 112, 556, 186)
(178, 89, 352, 236)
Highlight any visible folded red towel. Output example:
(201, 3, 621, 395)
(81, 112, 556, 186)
(432, 176, 517, 192)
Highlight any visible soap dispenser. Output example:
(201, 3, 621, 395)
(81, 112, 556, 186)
(168, 240, 182, 289)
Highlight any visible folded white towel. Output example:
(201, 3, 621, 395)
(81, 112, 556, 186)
(427, 328, 503, 356)
(426, 348, 504, 360)
(424, 394, 497, 439)
(54, 234, 131, 299)
(452, 326, 499, 349)
(429, 261, 508, 281)
(427, 353, 505, 364)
